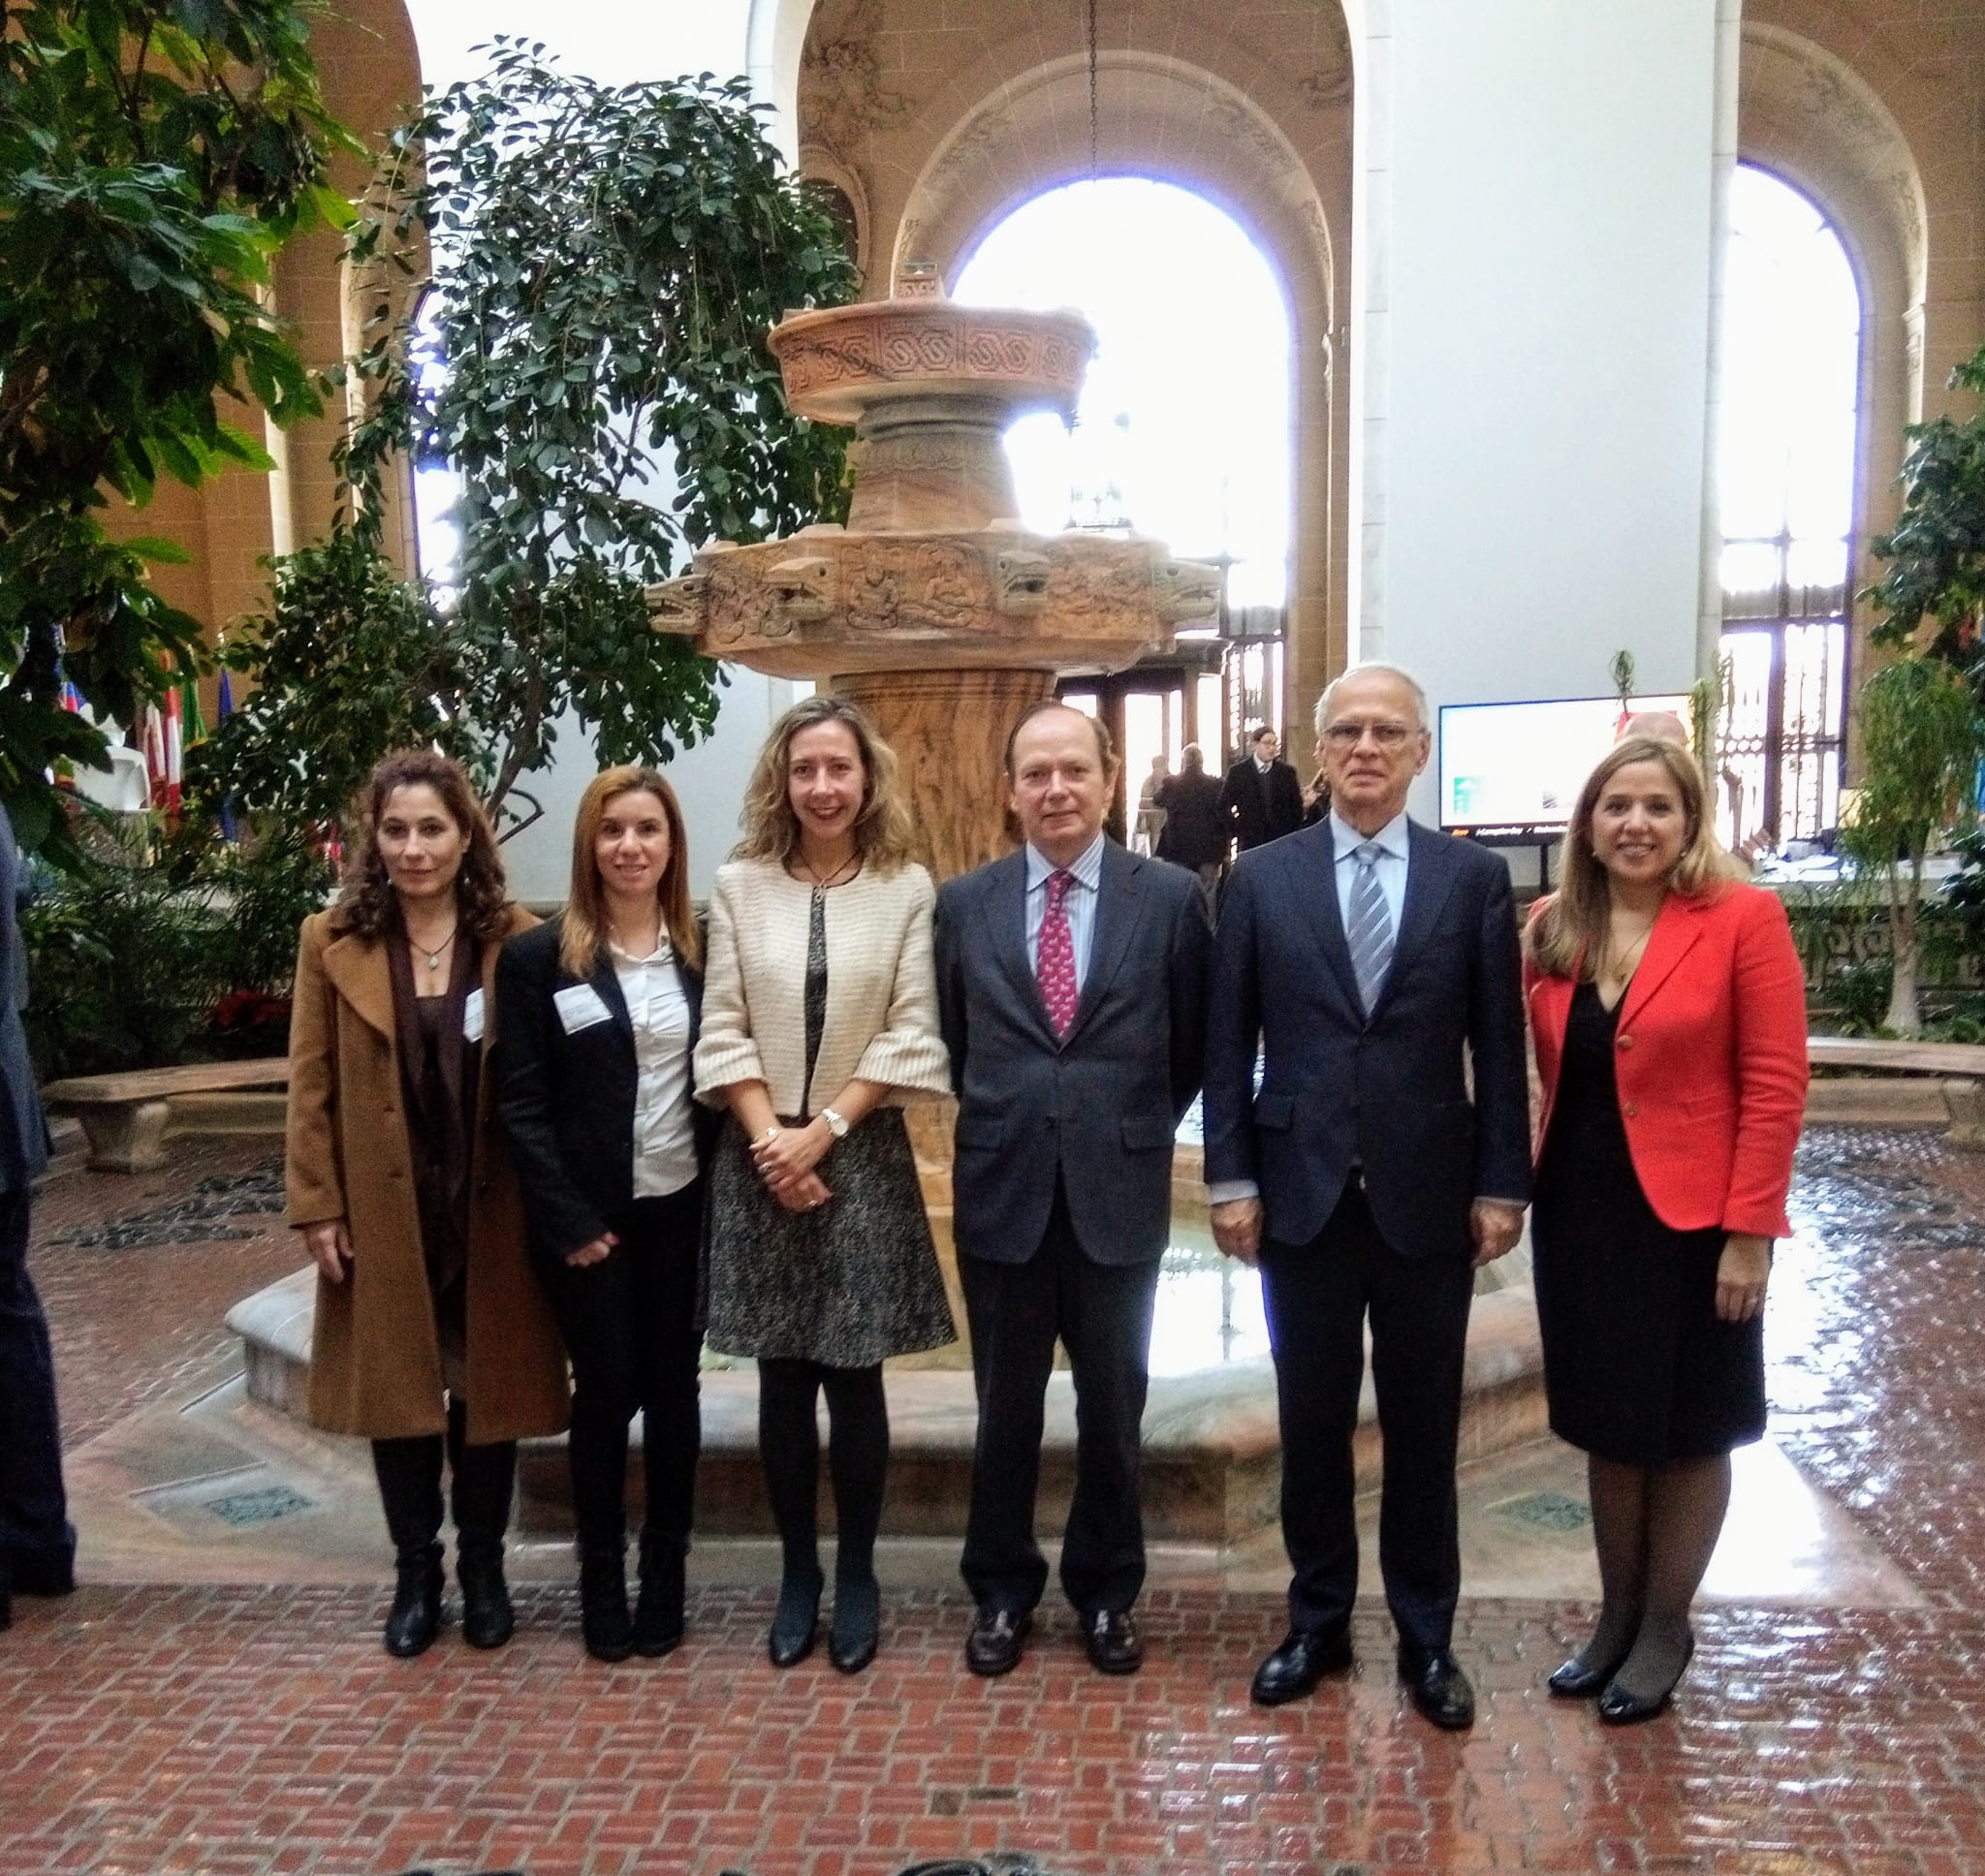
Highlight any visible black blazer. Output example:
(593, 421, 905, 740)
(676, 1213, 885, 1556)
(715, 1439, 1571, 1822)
(934, 841, 1212, 1268)
(0, 803, 49, 1195)
(494, 915, 713, 1260)
(1203, 818, 1529, 1261)
(1217, 755, 1306, 851)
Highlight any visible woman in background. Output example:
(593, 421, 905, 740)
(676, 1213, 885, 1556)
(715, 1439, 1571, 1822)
(1524, 735, 1807, 1723)
(498, 766, 712, 1662)
(287, 751, 567, 1657)
(695, 696, 956, 1674)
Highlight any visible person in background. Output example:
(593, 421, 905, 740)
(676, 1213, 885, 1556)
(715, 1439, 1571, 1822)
(1205, 664, 1529, 1731)
(1217, 724, 1305, 853)
(497, 766, 713, 1663)
(287, 751, 568, 1658)
(694, 696, 956, 1675)
(1134, 753, 1171, 855)
(1525, 735, 1807, 1724)
(0, 801, 72, 1634)
(935, 701, 1211, 1678)
(1154, 742, 1229, 915)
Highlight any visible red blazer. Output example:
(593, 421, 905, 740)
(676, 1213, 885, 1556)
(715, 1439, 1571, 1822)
(1525, 883, 1809, 1238)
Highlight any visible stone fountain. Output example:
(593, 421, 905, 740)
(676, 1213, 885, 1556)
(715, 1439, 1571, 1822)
(646, 273, 1221, 878)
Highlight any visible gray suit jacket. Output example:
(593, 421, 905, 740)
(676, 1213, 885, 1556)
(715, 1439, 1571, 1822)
(1203, 817, 1529, 1260)
(0, 803, 51, 1194)
(934, 840, 1212, 1267)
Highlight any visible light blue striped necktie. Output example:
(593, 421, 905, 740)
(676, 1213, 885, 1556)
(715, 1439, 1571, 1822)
(1346, 840, 1394, 1016)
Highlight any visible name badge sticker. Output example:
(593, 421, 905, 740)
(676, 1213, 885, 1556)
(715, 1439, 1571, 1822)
(553, 983, 614, 1035)
(463, 988, 487, 1044)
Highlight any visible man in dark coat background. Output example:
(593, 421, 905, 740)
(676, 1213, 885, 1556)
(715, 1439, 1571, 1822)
(0, 801, 74, 1632)
(1217, 724, 1306, 853)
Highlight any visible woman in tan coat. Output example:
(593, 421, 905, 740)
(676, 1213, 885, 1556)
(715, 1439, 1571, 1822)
(287, 751, 568, 1658)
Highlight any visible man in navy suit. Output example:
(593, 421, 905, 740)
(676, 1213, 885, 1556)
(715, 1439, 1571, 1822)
(0, 801, 74, 1632)
(1204, 664, 1528, 1729)
(935, 701, 1211, 1677)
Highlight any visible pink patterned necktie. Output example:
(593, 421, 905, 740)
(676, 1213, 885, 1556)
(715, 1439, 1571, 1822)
(1036, 869, 1078, 1038)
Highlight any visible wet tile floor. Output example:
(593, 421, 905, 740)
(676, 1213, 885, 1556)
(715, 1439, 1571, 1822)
(2, 1126, 1983, 1875)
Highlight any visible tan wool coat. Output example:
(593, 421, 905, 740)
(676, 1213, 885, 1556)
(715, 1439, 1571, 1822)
(286, 904, 570, 1445)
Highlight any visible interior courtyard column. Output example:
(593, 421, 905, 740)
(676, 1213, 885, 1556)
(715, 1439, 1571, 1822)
(1351, 0, 1732, 818)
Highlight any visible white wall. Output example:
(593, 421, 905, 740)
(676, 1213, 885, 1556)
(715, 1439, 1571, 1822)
(1355, 0, 1725, 820)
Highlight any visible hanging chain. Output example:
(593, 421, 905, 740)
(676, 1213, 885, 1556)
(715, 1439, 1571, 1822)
(1087, 0, 1100, 185)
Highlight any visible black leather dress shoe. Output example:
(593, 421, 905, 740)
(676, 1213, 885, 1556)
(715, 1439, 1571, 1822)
(1597, 1633, 1694, 1726)
(1083, 1609, 1143, 1674)
(1398, 1647, 1476, 1730)
(964, 1606, 1030, 1677)
(1249, 1626, 1353, 1706)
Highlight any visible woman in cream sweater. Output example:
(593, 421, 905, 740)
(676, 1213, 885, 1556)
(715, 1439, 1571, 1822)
(695, 696, 956, 1674)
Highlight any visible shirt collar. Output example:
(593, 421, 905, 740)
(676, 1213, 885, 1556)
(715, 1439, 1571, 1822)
(1253, 755, 1273, 772)
(1331, 807, 1410, 862)
(1025, 829, 1107, 893)
(608, 934, 672, 965)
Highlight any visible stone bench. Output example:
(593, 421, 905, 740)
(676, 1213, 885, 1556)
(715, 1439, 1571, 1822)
(41, 1059, 290, 1172)
(1808, 1035, 1985, 1148)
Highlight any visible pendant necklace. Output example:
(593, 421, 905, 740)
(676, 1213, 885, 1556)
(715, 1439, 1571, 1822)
(798, 852, 860, 908)
(410, 924, 457, 976)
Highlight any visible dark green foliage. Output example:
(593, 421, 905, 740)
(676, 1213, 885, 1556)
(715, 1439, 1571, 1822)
(0, 0, 360, 855)
(19, 818, 331, 1079)
(1863, 347, 1985, 674)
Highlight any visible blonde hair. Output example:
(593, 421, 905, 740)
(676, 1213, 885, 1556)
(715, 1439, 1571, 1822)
(733, 695, 917, 872)
(1527, 735, 1742, 980)
(559, 766, 702, 980)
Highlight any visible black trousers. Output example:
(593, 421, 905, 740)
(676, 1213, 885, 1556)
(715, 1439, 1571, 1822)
(371, 1394, 517, 1556)
(0, 1184, 73, 1596)
(1258, 1178, 1474, 1656)
(531, 1183, 704, 1555)
(960, 1184, 1160, 1617)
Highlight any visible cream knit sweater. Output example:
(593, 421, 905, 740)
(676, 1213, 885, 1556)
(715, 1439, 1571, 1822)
(692, 857, 954, 1115)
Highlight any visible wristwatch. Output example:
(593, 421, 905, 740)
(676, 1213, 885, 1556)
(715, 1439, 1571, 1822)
(820, 1107, 850, 1141)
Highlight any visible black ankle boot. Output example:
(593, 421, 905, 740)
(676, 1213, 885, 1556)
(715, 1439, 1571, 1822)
(384, 1542, 445, 1658)
(579, 1546, 633, 1662)
(633, 1536, 685, 1658)
(457, 1539, 515, 1649)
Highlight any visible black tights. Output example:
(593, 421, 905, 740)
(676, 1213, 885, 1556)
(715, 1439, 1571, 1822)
(371, 1395, 517, 1558)
(1573, 1452, 1731, 1698)
(757, 1358, 888, 1587)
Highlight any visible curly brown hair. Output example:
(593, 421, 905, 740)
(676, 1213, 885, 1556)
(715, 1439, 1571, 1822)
(329, 750, 512, 943)
(732, 695, 918, 871)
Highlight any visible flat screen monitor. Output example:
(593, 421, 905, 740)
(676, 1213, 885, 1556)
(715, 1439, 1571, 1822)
(1438, 695, 1692, 834)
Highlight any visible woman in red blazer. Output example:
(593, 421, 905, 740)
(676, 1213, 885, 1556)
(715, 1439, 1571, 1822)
(1524, 735, 1807, 1724)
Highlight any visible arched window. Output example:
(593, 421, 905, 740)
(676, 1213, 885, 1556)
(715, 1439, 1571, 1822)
(1717, 163, 1861, 849)
(952, 177, 1295, 823)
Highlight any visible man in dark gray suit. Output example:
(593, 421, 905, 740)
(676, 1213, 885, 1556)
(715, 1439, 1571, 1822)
(1204, 664, 1528, 1730)
(0, 801, 74, 1632)
(935, 700, 1211, 1677)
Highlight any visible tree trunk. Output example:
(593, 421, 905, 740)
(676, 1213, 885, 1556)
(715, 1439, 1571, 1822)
(1884, 856, 1924, 1037)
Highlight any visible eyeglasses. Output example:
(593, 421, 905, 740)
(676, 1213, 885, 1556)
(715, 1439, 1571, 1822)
(1321, 720, 1416, 749)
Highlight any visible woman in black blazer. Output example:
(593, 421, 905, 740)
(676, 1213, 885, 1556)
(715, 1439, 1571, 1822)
(496, 766, 713, 1662)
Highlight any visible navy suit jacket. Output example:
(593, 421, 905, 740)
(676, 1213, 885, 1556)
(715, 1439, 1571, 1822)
(495, 915, 713, 1261)
(935, 841, 1212, 1267)
(1203, 818, 1529, 1260)
(0, 804, 49, 1195)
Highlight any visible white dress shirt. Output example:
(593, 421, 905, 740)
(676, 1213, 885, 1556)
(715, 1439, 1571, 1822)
(610, 939, 699, 1199)
(1024, 829, 1107, 993)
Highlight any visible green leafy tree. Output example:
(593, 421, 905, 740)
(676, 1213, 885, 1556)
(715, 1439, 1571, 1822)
(1839, 655, 1984, 1037)
(0, 0, 359, 853)
(211, 44, 854, 835)
(1863, 345, 1985, 673)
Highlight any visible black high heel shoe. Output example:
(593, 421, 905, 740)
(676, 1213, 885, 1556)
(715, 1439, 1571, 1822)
(829, 1575, 879, 1673)
(1547, 1642, 1634, 1699)
(768, 1571, 822, 1668)
(1598, 1631, 1695, 1726)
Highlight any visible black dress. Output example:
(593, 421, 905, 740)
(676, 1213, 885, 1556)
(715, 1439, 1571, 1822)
(1530, 979, 1766, 1464)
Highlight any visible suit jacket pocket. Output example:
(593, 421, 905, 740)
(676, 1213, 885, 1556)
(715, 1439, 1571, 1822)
(1252, 1092, 1295, 1131)
(1120, 1112, 1173, 1151)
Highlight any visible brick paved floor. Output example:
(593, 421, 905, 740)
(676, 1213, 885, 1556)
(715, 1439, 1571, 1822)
(1, 1125, 1982, 1876)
